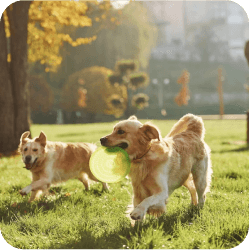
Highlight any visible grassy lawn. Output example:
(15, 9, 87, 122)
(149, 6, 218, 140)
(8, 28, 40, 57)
(0, 119, 249, 249)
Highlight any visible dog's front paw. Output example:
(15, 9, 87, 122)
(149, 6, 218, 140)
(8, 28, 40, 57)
(19, 186, 32, 196)
(130, 206, 145, 221)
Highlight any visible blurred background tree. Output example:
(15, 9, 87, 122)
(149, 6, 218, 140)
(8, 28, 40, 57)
(60, 59, 150, 123)
(244, 41, 249, 143)
(29, 75, 55, 124)
(245, 41, 249, 67)
(33, 1, 156, 123)
(46, 1, 156, 122)
(60, 66, 127, 123)
(27, 1, 115, 72)
(111, 59, 150, 118)
(0, 1, 119, 153)
(187, 20, 231, 63)
(28, 0, 125, 123)
(174, 70, 190, 106)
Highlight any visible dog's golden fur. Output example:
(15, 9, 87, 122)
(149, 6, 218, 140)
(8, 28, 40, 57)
(19, 131, 108, 202)
(100, 114, 212, 222)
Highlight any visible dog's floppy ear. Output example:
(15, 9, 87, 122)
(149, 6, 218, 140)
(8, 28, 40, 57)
(139, 123, 161, 141)
(35, 131, 47, 147)
(20, 131, 30, 144)
(128, 115, 137, 121)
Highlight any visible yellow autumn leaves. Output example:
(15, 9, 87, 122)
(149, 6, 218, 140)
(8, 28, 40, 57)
(3, 1, 108, 72)
(175, 70, 190, 106)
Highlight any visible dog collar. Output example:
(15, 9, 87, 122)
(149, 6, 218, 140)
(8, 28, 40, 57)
(133, 144, 151, 162)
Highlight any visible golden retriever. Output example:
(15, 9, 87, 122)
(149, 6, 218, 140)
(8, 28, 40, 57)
(19, 131, 108, 202)
(100, 114, 212, 222)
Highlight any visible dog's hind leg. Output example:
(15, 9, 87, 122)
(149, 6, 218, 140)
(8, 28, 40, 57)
(86, 171, 109, 191)
(183, 174, 198, 206)
(78, 172, 90, 191)
(101, 182, 109, 191)
(192, 156, 211, 208)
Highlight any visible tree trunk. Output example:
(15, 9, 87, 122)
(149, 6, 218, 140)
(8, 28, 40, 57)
(86, 112, 96, 123)
(0, 2, 31, 154)
(124, 89, 136, 119)
(0, 14, 15, 154)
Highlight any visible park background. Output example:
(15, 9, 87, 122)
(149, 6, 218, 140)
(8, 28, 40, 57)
(25, 0, 249, 123)
(1, 1, 249, 130)
(23, 0, 249, 123)
(1, 0, 249, 249)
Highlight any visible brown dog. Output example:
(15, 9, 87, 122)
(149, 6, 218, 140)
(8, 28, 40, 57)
(19, 131, 108, 202)
(100, 114, 212, 222)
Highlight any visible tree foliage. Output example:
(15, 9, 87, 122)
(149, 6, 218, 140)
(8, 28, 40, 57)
(111, 2, 158, 69)
(4, 1, 115, 72)
(60, 58, 150, 119)
(60, 66, 127, 118)
(190, 23, 230, 62)
(56, 1, 157, 75)
(174, 70, 190, 106)
(244, 41, 249, 66)
(131, 93, 149, 110)
(29, 75, 54, 113)
(109, 59, 150, 117)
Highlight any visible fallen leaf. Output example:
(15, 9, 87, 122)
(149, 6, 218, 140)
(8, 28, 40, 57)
(11, 202, 17, 207)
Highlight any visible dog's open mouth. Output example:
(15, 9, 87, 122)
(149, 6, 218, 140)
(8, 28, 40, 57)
(115, 142, 128, 149)
(24, 158, 38, 170)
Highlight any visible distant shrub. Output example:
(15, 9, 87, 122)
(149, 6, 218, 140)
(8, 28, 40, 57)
(29, 75, 54, 113)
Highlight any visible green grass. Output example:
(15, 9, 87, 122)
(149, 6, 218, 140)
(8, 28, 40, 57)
(1, 119, 249, 249)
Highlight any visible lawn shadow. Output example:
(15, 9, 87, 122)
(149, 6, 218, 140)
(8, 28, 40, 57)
(157, 205, 201, 235)
(0, 192, 84, 224)
(0, 197, 64, 224)
(208, 225, 248, 248)
(51, 227, 128, 249)
(56, 132, 88, 138)
(1, 202, 203, 249)
(0, 184, 109, 225)
(220, 144, 249, 153)
(50, 230, 100, 249)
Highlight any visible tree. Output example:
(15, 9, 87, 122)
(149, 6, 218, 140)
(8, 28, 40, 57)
(60, 66, 127, 122)
(53, 0, 157, 77)
(60, 60, 150, 122)
(188, 22, 231, 63)
(29, 75, 55, 124)
(109, 59, 150, 118)
(245, 41, 249, 66)
(174, 70, 190, 107)
(3, 1, 115, 73)
(244, 41, 249, 143)
(0, 1, 116, 154)
(0, 2, 31, 154)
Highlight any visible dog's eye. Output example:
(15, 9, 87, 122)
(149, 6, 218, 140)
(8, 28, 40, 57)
(117, 129, 125, 135)
(24, 148, 28, 152)
(33, 149, 38, 152)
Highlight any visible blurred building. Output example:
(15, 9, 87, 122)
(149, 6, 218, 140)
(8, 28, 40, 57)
(142, 0, 249, 62)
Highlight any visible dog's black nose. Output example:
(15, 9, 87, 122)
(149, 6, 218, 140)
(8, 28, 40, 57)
(25, 155, 32, 163)
(100, 137, 108, 145)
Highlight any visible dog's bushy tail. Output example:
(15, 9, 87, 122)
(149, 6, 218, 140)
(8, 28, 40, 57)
(167, 114, 205, 139)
